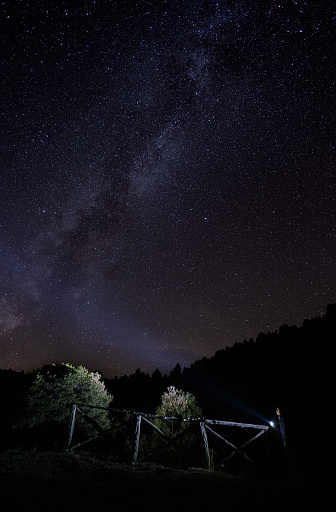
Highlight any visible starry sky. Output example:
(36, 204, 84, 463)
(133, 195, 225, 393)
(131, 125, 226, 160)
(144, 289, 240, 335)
(1, 0, 335, 377)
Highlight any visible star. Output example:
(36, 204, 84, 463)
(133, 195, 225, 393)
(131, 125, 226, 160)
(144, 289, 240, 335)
(0, 1, 335, 377)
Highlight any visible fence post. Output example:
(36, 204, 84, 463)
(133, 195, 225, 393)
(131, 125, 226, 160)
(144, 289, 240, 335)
(133, 415, 142, 464)
(65, 404, 77, 451)
(200, 421, 211, 469)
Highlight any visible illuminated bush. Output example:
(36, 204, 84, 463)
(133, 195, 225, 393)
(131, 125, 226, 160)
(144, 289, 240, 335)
(23, 364, 112, 441)
(140, 386, 203, 465)
(154, 386, 202, 438)
(156, 386, 202, 420)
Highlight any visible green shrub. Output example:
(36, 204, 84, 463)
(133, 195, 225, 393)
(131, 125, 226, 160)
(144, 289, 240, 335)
(22, 364, 113, 443)
(139, 386, 203, 465)
(156, 386, 202, 422)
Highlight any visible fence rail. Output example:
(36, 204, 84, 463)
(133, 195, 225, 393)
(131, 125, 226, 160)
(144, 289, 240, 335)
(66, 404, 270, 470)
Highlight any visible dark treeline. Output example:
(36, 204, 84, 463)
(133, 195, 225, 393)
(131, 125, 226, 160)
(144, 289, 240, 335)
(1, 304, 335, 475)
(104, 304, 336, 475)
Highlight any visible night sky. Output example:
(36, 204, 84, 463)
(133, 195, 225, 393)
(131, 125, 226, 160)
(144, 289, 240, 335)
(1, 0, 335, 377)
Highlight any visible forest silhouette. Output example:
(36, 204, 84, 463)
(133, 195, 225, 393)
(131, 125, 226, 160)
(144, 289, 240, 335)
(1, 304, 335, 477)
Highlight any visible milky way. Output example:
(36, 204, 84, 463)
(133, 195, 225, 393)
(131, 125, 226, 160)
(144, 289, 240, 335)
(1, 1, 335, 376)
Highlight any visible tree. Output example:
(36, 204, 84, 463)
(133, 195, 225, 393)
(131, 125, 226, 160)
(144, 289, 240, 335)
(169, 363, 182, 387)
(155, 386, 202, 439)
(156, 386, 202, 419)
(22, 364, 113, 441)
(146, 386, 203, 465)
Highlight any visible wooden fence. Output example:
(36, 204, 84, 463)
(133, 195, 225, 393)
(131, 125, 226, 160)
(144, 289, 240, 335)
(65, 404, 269, 470)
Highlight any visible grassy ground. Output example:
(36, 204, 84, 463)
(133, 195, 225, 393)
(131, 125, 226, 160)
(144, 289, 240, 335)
(0, 450, 334, 511)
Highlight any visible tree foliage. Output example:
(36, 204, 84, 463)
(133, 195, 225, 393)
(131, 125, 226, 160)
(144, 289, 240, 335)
(156, 386, 202, 419)
(23, 364, 113, 435)
(140, 386, 203, 464)
(154, 386, 202, 441)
